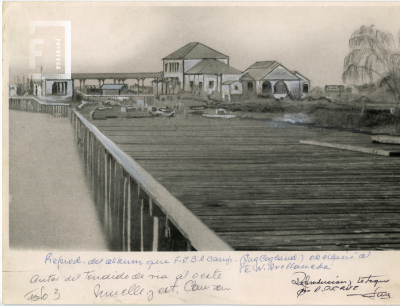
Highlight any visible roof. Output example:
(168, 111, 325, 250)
(163, 42, 229, 60)
(247, 61, 278, 69)
(240, 73, 255, 81)
(186, 59, 241, 75)
(242, 61, 299, 81)
(222, 80, 241, 85)
(242, 61, 280, 81)
(293, 71, 311, 82)
(71, 72, 163, 80)
(101, 84, 125, 90)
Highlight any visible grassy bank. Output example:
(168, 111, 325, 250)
(217, 99, 400, 134)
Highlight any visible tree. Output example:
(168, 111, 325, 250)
(343, 25, 400, 102)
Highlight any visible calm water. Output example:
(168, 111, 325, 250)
(9, 110, 108, 251)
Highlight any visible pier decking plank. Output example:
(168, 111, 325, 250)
(83, 114, 400, 251)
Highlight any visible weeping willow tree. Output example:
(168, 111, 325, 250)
(343, 25, 400, 102)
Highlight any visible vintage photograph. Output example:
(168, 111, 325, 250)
(4, 2, 400, 254)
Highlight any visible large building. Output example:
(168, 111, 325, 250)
(158, 42, 242, 95)
(158, 43, 311, 100)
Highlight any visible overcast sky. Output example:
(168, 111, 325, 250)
(4, 2, 400, 87)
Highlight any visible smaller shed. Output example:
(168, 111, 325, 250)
(101, 84, 128, 96)
(221, 80, 242, 102)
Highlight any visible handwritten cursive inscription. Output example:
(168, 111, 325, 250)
(347, 287, 391, 300)
(291, 272, 359, 298)
(24, 286, 60, 302)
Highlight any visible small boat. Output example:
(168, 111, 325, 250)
(149, 107, 176, 118)
(125, 107, 154, 118)
(91, 106, 118, 120)
(202, 108, 235, 119)
(190, 105, 207, 111)
(77, 101, 87, 109)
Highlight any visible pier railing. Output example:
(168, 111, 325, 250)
(9, 96, 69, 117)
(70, 109, 232, 251)
(76, 90, 155, 105)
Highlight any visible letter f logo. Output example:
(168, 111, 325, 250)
(29, 39, 44, 69)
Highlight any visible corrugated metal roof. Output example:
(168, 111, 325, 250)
(241, 61, 280, 81)
(242, 62, 299, 81)
(163, 42, 229, 60)
(101, 84, 125, 90)
(247, 61, 278, 69)
(185, 59, 241, 75)
(293, 71, 311, 82)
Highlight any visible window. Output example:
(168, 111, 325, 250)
(164, 64, 168, 72)
(177, 63, 179, 71)
(209, 81, 214, 88)
(248, 82, 253, 91)
(169, 63, 172, 72)
(234, 85, 239, 91)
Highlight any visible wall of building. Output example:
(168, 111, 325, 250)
(222, 82, 242, 101)
(45, 80, 73, 97)
(262, 80, 302, 99)
(252, 79, 305, 99)
(163, 59, 184, 86)
(230, 82, 242, 95)
(184, 75, 191, 92)
(203, 74, 219, 94)
(241, 80, 257, 96)
(221, 74, 240, 83)
(102, 89, 120, 95)
(195, 75, 204, 90)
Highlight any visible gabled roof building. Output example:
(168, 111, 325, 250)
(159, 42, 241, 95)
(241, 61, 310, 98)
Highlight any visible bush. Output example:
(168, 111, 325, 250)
(209, 92, 222, 103)
(306, 87, 326, 100)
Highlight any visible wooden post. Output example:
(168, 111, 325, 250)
(115, 163, 124, 251)
(141, 197, 154, 251)
(149, 199, 167, 251)
(127, 177, 132, 251)
(108, 155, 113, 238)
(122, 175, 128, 251)
(127, 179, 141, 251)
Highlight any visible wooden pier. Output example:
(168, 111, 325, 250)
(10, 96, 400, 251)
(70, 109, 232, 251)
(9, 96, 69, 117)
(79, 114, 400, 251)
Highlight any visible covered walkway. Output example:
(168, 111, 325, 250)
(71, 72, 163, 95)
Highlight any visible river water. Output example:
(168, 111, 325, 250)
(9, 110, 108, 251)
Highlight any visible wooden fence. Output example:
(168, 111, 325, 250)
(76, 90, 155, 105)
(70, 109, 232, 252)
(9, 97, 69, 117)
